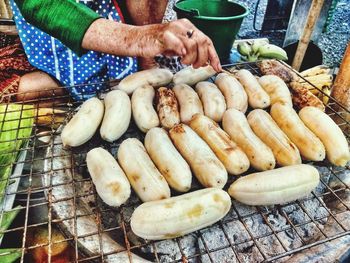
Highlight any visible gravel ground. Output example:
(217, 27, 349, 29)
(166, 0, 350, 67)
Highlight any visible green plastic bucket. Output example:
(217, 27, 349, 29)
(174, 0, 249, 60)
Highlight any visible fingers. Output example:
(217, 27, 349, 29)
(179, 35, 198, 66)
(192, 31, 209, 69)
(162, 30, 187, 57)
(208, 42, 222, 72)
(158, 19, 222, 71)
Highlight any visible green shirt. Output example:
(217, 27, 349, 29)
(14, 0, 101, 55)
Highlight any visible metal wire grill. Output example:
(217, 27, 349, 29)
(0, 61, 349, 263)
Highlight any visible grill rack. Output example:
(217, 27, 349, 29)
(0, 61, 349, 262)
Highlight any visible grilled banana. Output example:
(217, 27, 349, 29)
(222, 108, 275, 171)
(173, 65, 216, 86)
(169, 124, 227, 188)
(130, 188, 231, 240)
(299, 106, 350, 166)
(215, 73, 248, 113)
(145, 127, 192, 192)
(132, 85, 159, 133)
(195, 81, 226, 122)
(86, 147, 130, 207)
(116, 68, 173, 95)
(100, 90, 131, 142)
(173, 83, 204, 123)
(228, 164, 320, 206)
(258, 75, 292, 106)
(270, 103, 325, 161)
(247, 109, 301, 166)
(61, 97, 104, 147)
(235, 69, 270, 109)
(189, 114, 250, 175)
(117, 138, 170, 202)
(156, 87, 180, 129)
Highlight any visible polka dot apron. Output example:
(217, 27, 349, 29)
(10, 0, 138, 101)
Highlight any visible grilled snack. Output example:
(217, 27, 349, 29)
(189, 114, 250, 175)
(116, 68, 173, 95)
(61, 97, 104, 147)
(145, 127, 192, 192)
(169, 124, 227, 188)
(289, 81, 325, 111)
(270, 103, 325, 161)
(130, 188, 231, 240)
(235, 69, 270, 109)
(100, 90, 131, 142)
(299, 106, 350, 166)
(228, 164, 320, 206)
(258, 75, 292, 106)
(156, 87, 180, 129)
(173, 65, 216, 86)
(215, 72, 248, 113)
(86, 147, 131, 207)
(257, 59, 298, 83)
(117, 138, 170, 202)
(247, 109, 301, 166)
(222, 108, 275, 171)
(195, 82, 226, 122)
(173, 83, 204, 123)
(131, 85, 159, 133)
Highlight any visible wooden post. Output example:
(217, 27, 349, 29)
(330, 41, 350, 133)
(291, 0, 325, 71)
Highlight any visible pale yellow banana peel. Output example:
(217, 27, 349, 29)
(302, 74, 333, 83)
(35, 108, 66, 128)
(300, 65, 330, 77)
(320, 86, 331, 105)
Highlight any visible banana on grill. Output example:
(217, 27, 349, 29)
(228, 164, 320, 206)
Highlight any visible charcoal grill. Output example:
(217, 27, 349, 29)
(0, 61, 349, 262)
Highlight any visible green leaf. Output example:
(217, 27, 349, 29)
(0, 104, 34, 198)
(0, 248, 21, 263)
(0, 206, 21, 239)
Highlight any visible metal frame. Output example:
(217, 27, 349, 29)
(0, 61, 349, 262)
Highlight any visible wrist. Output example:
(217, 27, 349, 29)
(132, 24, 166, 58)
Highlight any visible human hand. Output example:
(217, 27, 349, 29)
(136, 19, 222, 72)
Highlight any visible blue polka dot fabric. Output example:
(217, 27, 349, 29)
(10, 0, 138, 101)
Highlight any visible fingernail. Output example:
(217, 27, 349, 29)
(182, 48, 187, 56)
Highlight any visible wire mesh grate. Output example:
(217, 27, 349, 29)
(0, 61, 349, 262)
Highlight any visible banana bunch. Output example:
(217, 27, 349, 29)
(237, 39, 288, 62)
(297, 65, 333, 105)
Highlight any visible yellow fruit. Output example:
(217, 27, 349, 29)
(300, 65, 330, 77)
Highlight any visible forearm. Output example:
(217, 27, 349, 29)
(81, 18, 165, 58)
(15, 0, 100, 55)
